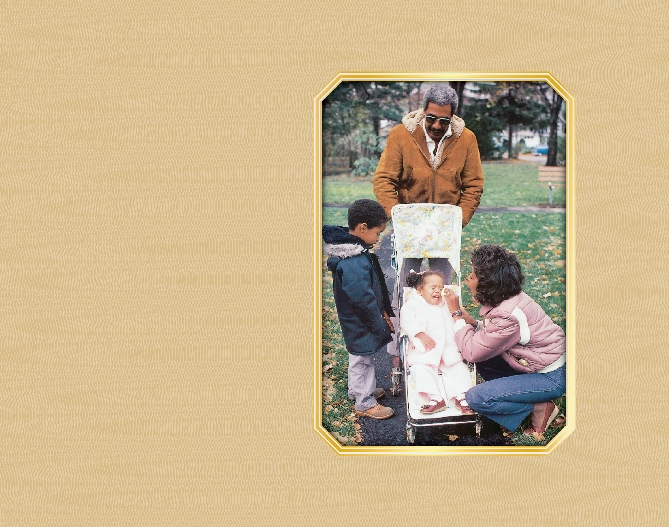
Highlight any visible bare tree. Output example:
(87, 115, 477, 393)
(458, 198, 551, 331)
(449, 81, 466, 116)
(536, 84, 563, 166)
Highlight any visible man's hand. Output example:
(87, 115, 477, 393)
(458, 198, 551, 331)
(415, 332, 436, 350)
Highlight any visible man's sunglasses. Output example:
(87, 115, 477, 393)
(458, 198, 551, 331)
(425, 114, 451, 127)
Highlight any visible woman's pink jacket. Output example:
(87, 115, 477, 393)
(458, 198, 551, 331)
(453, 292, 565, 373)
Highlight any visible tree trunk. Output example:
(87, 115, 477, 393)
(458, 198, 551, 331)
(508, 124, 514, 159)
(449, 81, 466, 116)
(546, 93, 562, 166)
(372, 116, 381, 155)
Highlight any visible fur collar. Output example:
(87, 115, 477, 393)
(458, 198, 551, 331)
(323, 242, 366, 259)
(322, 225, 368, 259)
(402, 110, 465, 169)
(401, 109, 465, 138)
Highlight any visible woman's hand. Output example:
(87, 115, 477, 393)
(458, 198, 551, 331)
(459, 308, 478, 326)
(443, 290, 478, 326)
(415, 332, 436, 350)
(442, 288, 461, 312)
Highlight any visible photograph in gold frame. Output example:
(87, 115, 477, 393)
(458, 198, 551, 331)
(314, 73, 575, 454)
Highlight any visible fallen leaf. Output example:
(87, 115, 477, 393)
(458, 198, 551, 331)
(331, 431, 349, 445)
(556, 260, 565, 267)
(530, 431, 546, 442)
(324, 405, 333, 413)
(448, 435, 458, 441)
(543, 292, 552, 298)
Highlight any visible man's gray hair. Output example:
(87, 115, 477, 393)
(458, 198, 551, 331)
(423, 84, 458, 114)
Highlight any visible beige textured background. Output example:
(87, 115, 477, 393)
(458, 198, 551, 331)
(1, 1, 667, 525)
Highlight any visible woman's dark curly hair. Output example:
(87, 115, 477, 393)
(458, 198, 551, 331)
(406, 269, 444, 289)
(470, 245, 524, 307)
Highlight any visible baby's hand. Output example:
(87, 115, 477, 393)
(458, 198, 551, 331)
(415, 332, 436, 351)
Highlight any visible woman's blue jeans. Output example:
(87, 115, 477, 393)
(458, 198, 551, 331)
(466, 354, 566, 431)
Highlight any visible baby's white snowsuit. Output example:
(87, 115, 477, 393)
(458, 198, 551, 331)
(400, 290, 472, 402)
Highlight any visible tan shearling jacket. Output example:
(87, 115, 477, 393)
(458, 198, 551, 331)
(373, 109, 484, 226)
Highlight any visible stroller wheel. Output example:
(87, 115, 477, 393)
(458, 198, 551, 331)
(475, 417, 483, 438)
(406, 422, 416, 444)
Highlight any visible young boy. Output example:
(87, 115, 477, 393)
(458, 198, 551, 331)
(322, 199, 395, 420)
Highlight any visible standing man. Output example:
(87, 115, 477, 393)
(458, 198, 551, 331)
(373, 84, 484, 365)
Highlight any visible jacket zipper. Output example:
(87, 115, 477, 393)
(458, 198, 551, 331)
(431, 170, 435, 203)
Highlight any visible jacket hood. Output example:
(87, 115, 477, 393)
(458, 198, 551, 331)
(401, 109, 465, 138)
(323, 225, 367, 259)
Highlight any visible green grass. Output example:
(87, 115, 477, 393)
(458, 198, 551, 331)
(322, 161, 565, 207)
(322, 175, 377, 204)
(322, 207, 348, 227)
(461, 212, 566, 329)
(478, 162, 565, 207)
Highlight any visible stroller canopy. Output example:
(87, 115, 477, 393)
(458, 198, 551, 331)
(391, 203, 462, 278)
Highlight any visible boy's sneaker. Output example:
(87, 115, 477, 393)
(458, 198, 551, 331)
(355, 404, 394, 420)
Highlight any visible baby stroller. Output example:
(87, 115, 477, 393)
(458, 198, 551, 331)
(390, 203, 482, 444)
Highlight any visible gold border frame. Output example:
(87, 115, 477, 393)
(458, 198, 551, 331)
(314, 73, 575, 455)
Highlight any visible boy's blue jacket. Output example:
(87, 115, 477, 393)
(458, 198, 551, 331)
(323, 225, 394, 355)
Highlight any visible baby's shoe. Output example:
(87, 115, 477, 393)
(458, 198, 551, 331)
(420, 399, 446, 414)
(454, 396, 474, 415)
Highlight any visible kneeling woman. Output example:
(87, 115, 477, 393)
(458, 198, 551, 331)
(443, 245, 566, 439)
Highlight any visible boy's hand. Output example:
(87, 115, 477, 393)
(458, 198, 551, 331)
(415, 332, 436, 350)
(383, 312, 395, 333)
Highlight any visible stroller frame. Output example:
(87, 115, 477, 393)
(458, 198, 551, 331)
(389, 204, 482, 444)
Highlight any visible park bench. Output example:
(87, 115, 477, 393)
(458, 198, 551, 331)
(538, 166, 566, 205)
